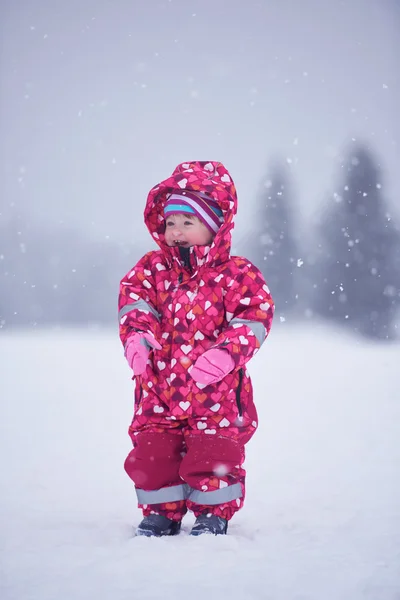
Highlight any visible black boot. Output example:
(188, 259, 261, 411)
(190, 514, 228, 536)
(135, 514, 181, 537)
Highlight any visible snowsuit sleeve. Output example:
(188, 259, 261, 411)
(213, 259, 274, 370)
(118, 252, 161, 348)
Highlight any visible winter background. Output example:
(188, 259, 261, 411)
(1, 1, 400, 599)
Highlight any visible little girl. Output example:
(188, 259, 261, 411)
(119, 161, 274, 536)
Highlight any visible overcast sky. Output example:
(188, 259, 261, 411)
(1, 0, 399, 245)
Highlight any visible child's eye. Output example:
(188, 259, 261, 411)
(166, 221, 175, 227)
(184, 221, 193, 226)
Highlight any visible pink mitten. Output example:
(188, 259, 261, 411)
(125, 332, 162, 375)
(190, 348, 235, 385)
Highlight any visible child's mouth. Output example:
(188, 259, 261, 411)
(174, 240, 188, 246)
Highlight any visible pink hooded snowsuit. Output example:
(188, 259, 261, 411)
(119, 161, 274, 522)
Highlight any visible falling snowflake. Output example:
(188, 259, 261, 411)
(214, 463, 229, 477)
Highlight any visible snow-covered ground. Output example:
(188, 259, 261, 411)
(1, 324, 399, 600)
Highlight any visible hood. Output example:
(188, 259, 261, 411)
(144, 161, 237, 268)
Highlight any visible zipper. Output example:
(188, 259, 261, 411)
(179, 246, 193, 273)
(236, 368, 243, 416)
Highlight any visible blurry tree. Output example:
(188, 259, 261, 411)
(244, 159, 300, 323)
(312, 143, 400, 340)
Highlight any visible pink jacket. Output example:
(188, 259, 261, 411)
(119, 161, 274, 435)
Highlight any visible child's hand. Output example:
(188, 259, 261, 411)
(125, 332, 161, 375)
(190, 348, 235, 385)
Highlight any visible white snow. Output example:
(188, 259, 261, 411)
(1, 325, 399, 600)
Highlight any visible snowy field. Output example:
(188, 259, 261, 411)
(1, 324, 399, 600)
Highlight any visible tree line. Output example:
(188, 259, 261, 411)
(1, 140, 399, 340)
(0, 215, 141, 330)
(243, 142, 400, 341)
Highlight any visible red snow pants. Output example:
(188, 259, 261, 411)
(124, 420, 255, 522)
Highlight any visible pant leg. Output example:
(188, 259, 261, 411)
(179, 431, 247, 521)
(125, 431, 187, 521)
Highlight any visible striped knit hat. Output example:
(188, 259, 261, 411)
(164, 191, 224, 234)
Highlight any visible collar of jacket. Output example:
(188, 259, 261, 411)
(162, 220, 234, 273)
(164, 244, 211, 275)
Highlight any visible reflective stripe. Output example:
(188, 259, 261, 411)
(119, 299, 161, 321)
(135, 483, 189, 504)
(135, 482, 242, 506)
(230, 318, 266, 346)
(188, 482, 242, 505)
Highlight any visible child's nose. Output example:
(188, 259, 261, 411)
(172, 226, 183, 237)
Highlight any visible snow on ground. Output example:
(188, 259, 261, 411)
(0, 324, 399, 600)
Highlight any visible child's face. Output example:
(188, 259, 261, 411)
(164, 213, 214, 247)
